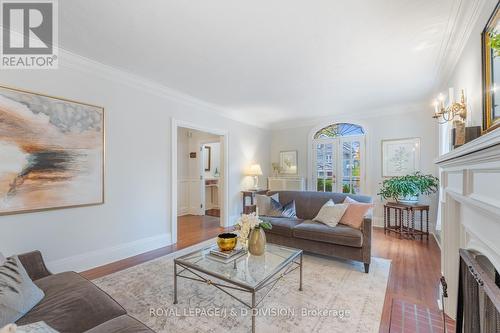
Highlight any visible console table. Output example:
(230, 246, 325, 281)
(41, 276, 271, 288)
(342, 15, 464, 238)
(384, 202, 429, 240)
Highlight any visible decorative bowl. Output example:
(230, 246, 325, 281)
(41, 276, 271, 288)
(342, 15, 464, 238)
(217, 233, 238, 251)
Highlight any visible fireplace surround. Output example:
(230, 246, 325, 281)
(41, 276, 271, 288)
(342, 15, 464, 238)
(436, 128, 500, 320)
(456, 249, 500, 332)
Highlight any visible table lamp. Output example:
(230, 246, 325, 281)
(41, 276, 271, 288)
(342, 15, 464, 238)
(247, 164, 263, 189)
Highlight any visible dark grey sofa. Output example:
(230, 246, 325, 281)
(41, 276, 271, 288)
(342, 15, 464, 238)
(14, 251, 154, 333)
(263, 191, 373, 273)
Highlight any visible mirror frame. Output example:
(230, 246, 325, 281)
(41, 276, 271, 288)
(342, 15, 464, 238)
(482, 2, 500, 132)
(204, 146, 211, 172)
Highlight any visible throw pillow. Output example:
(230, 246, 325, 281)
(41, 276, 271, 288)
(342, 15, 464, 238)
(343, 196, 358, 204)
(0, 253, 5, 266)
(0, 256, 45, 327)
(313, 200, 348, 228)
(339, 203, 374, 229)
(0, 324, 16, 333)
(255, 193, 279, 216)
(268, 198, 297, 218)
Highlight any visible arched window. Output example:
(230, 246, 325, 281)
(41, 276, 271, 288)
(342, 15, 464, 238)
(314, 123, 365, 139)
(311, 123, 365, 194)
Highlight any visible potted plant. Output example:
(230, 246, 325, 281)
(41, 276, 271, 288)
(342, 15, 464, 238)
(378, 172, 439, 204)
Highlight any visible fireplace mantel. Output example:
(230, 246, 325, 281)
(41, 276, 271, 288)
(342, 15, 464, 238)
(435, 128, 500, 319)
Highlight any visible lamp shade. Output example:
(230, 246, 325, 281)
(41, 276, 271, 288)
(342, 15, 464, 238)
(247, 164, 263, 176)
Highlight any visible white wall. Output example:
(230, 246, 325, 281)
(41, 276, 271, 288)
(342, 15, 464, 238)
(0, 51, 270, 272)
(271, 108, 439, 229)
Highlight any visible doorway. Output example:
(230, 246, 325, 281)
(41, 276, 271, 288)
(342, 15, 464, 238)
(309, 123, 366, 194)
(171, 120, 229, 246)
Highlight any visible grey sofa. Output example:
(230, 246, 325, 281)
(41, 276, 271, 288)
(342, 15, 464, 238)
(14, 251, 154, 333)
(262, 191, 373, 273)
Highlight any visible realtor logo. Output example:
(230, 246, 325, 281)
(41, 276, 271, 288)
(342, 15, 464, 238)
(1, 0, 58, 69)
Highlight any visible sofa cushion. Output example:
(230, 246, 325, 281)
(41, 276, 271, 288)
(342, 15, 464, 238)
(339, 202, 373, 229)
(293, 220, 363, 248)
(84, 315, 153, 333)
(16, 272, 126, 333)
(260, 217, 303, 237)
(313, 200, 348, 227)
(0, 256, 45, 327)
(268, 191, 372, 220)
(267, 199, 297, 218)
(256, 193, 279, 216)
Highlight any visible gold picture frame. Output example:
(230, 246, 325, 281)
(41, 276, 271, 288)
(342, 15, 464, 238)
(482, 2, 500, 132)
(0, 85, 105, 215)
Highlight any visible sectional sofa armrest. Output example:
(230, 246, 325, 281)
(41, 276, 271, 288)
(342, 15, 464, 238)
(18, 250, 52, 281)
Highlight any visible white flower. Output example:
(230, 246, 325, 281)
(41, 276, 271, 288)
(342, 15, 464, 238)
(235, 213, 263, 242)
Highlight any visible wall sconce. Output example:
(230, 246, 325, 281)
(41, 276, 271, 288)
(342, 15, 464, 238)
(432, 88, 467, 124)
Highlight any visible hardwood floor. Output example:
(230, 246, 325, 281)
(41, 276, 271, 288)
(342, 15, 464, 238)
(81, 218, 443, 332)
(372, 228, 442, 333)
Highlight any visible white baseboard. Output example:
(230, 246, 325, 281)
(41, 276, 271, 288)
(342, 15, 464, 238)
(47, 233, 171, 274)
(372, 216, 384, 227)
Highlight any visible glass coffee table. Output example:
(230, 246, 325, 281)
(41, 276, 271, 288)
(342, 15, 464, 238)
(173, 243, 303, 333)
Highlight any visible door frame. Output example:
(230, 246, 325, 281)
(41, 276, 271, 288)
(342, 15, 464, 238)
(307, 123, 367, 193)
(171, 118, 229, 245)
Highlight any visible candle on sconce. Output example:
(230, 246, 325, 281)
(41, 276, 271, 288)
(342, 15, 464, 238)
(449, 88, 455, 104)
(433, 100, 439, 115)
(438, 93, 445, 109)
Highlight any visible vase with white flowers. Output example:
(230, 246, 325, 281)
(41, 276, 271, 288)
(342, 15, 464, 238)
(235, 213, 272, 256)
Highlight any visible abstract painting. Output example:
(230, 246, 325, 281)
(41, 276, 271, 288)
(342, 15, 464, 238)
(0, 85, 104, 215)
(382, 138, 420, 177)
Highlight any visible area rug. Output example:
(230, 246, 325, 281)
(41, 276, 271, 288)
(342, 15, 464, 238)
(94, 239, 391, 333)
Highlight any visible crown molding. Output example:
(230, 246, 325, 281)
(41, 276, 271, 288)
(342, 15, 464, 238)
(57, 48, 269, 129)
(433, 0, 488, 90)
(268, 101, 430, 130)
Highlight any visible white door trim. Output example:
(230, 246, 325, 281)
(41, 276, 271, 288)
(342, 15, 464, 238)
(171, 118, 229, 245)
(307, 123, 367, 193)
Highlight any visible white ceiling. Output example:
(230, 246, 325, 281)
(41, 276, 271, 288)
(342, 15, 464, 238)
(60, 0, 455, 128)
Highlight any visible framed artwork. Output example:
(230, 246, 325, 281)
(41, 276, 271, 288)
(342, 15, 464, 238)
(279, 150, 298, 175)
(382, 138, 420, 177)
(482, 1, 500, 132)
(0, 85, 105, 215)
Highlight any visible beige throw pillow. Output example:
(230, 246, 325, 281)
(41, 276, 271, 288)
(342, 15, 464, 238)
(256, 193, 279, 216)
(313, 199, 348, 228)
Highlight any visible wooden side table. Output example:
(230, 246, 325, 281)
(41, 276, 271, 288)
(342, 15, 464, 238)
(241, 189, 268, 214)
(384, 202, 430, 240)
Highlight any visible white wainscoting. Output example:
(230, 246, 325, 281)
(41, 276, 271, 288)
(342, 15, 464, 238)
(177, 178, 202, 216)
(268, 177, 306, 191)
